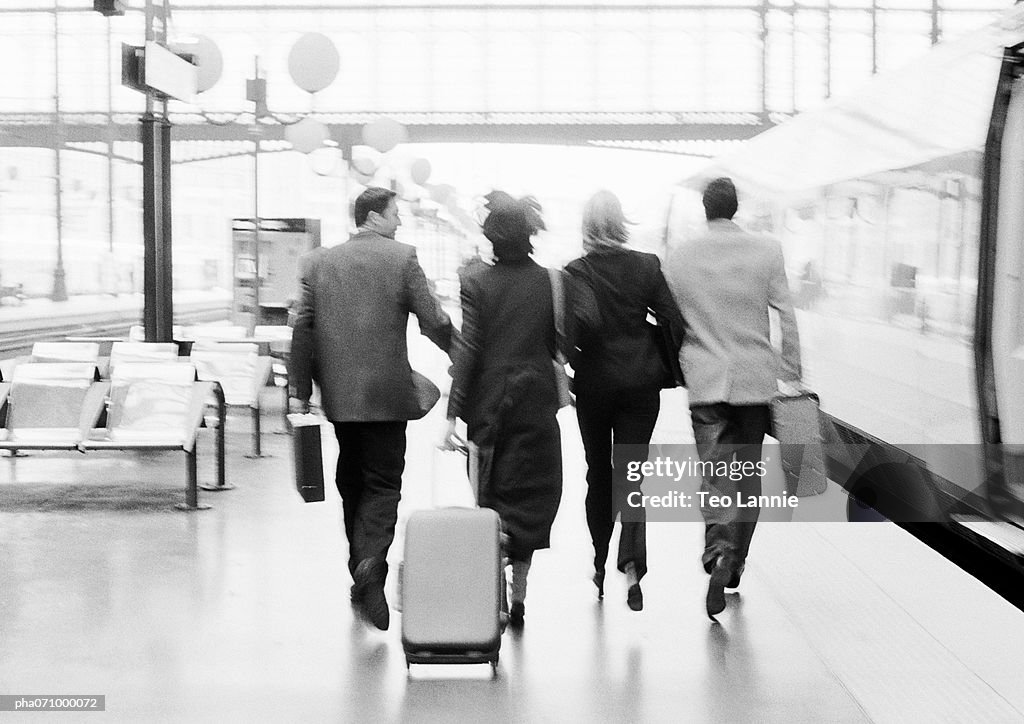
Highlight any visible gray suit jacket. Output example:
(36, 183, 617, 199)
(665, 219, 801, 406)
(289, 231, 453, 421)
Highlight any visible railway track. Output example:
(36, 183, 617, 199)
(0, 298, 231, 360)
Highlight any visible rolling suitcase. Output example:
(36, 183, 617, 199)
(400, 447, 505, 672)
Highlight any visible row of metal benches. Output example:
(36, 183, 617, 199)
(0, 333, 294, 509)
(0, 362, 219, 509)
(7, 339, 283, 452)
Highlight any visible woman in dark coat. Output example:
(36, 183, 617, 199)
(565, 190, 685, 611)
(442, 194, 565, 628)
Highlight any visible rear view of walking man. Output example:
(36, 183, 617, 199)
(665, 177, 803, 619)
(290, 186, 454, 630)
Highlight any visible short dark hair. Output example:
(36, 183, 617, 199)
(702, 177, 738, 221)
(354, 187, 397, 228)
(482, 193, 545, 263)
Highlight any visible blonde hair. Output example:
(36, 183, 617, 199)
(582, 190, 629, 248)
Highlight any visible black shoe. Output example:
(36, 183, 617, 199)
(706, 558, 730, 619)
(626, 583, 643, 612)
(725, 564, 745, 590)
(509, 601, 525, 628)
(350, 583, 363, 604)
(592, 569, 605, 600)
(354, 558, 389, 631)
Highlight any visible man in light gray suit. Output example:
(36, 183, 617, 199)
(665, 177, 802, 619)
(290, 187, 453, 631)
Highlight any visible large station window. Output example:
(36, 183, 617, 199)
(487, 31, 539, 112)
(766, 10, 795, 113)
(433, 32, 485, 112)
(543, 30, 590, 111)
(876, 11, 933, 73)
(830, 11, 875, 97)
(0, 14, 55, 113)
(597, 31, 647, 111)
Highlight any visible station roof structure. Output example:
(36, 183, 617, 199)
(0, 0, 1016, 161)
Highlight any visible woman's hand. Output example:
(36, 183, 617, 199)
(438, 417, 468, 453)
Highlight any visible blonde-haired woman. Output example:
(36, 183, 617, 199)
(565, 190, 684, 611)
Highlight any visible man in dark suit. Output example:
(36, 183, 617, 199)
(665, 177, 802, 619)
(290, 187, 453, 631)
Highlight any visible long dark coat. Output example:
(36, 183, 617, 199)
(447, 257, 563, 559)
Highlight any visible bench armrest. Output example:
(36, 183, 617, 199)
(0, 383, 9, 427)
(251, 356, 274, 403)
(184, 381, 216, 452)
(77, 381, 110, 442)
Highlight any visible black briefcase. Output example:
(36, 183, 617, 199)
(287, 413, 325, 503)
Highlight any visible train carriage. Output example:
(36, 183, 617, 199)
(665, 5, 1024, 599)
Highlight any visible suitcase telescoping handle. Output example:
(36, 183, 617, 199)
(432, 435, 479, 508)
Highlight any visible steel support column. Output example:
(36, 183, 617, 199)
(51, 0, 67, 302)
(142, 114, 174, 342)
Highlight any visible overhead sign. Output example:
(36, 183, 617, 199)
(143, 41, 197, 102)
(93, 0, 125, 16)
(121, 42, 198, 102)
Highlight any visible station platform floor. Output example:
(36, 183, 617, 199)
(2, 370, 1024, 724)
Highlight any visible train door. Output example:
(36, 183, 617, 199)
(982, 44, 1024, 523)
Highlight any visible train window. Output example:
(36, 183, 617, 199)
(825, 195, 855, 220)
(880, 178, 978, 339)
(854, 194, 883, 225)
(887, 187, 939, 269)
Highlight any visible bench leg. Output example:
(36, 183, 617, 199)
(200, 386, 234, 492)
(249, 405, 262, 458)
(176, 448, 210, 510)
(281, 386, 289, 433)
(217, 397, 226, 486)
(175, 448, 202, 511)
(187, 448, 198, 508)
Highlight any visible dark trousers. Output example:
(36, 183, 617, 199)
(332, 421, 407, 578)
(689, 403, 771, 576)
(576, 387, 660, 581)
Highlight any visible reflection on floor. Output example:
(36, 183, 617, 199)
(1, 390, 1023, 723)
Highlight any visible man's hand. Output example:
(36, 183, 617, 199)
(777, 379, 809, 397)
(289, 397, 311, 414)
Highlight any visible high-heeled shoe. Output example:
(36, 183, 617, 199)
(592, 569, 605, 600)
(627, 583, 643, 611)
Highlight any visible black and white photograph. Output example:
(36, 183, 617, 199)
(2, 0, 1024, 721)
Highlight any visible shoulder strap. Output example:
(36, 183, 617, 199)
(546, 268, 568, 364)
